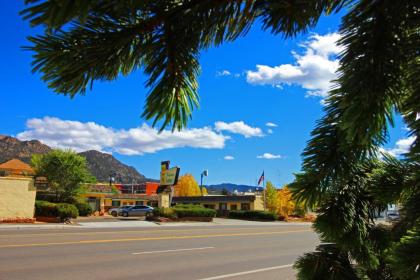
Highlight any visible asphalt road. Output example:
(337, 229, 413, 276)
(0, 223, 318, 280)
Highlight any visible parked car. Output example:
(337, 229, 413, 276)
(108, 205, 133, 217)
(387, 213, 399, 222)
(120, 205, 154, 217)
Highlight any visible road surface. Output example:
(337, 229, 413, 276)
(0, 223, 318, 280)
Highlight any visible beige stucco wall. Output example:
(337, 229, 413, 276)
(0, 177, 36, 219)
(252, 195, 264, 211)
(158, 193, 170, 208)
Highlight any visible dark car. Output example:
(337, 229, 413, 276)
(120, 205, 154, 217)
(108, 205, 132, 217)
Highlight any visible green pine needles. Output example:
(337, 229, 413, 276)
(22, 1, 419, 279)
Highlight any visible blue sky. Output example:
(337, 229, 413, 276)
(0, 2, 411, 186)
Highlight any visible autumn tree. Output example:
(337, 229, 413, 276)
(264, 181, 278, 213)
(201, 186, 208, 196)
(277, 186, 296, 219)
(174, 174, 201, 197)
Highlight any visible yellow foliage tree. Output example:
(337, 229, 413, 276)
(265, 181, 278, 212)
(201, 186, 208, 196)
(276, 186, 296, 218)
(174, 174, 201, 196)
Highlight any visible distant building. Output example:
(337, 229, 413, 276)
(80, 182, 159, 212)
(0, 159, 36, 222)
(0, 159, 35, 177)
(172, 195, 264, 215)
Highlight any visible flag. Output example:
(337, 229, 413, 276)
(257, 171, 264, 186)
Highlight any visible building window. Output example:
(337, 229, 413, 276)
(111, 200, 121, 207)
(241, 203, 250, 210)
(230, 204, 238, 211)
(135, 201, 144, 205)
(203, 204, 215, 209)
(219, 203, 228, 210)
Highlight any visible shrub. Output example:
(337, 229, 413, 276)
(34, 201, 79, 222)
(56, 203, 79, 221)
(35, 200, 58, 217)
(153, 207, 177, 219)
(173, 204, 216, 218)
(228, 210, 278, 221)
(153, 204, 216, 219)
(74, 201, 93, 216)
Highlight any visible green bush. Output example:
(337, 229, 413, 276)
(56, 203, 79, 220)
(153, 207, 177, 219)
(173, 204, 216, 218)
(74, 201, 93, 216)
(228, 210, 278, 221)
(153, 205, 216, 218)
(35, 201, 79, 221)
(35, 200, 58, 217)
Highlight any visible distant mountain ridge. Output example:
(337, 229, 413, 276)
(206, 183, 262, 193)
(0, 135, 150, 184)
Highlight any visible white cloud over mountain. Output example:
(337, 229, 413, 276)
(17, 117, 228, 155)
(246, 33, 342, 97)
(214, 121, 264, 138)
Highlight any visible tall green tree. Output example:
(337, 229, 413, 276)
(22, 1, 419, 279)
(32, 149, 95, 203)
(265, 181, 278, 213)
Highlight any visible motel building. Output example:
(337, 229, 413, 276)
(80, 182, 160, 212)
(172, 195, 264, 215)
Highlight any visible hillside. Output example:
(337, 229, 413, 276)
(79, 150, 147, 184)
(0, 135, 149, 184)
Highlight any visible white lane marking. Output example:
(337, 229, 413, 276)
(197, 264, 294, 280)
(132, 246, 215, 255)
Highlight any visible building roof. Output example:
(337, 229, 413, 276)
(105, 194, 158, 201)
(173, 195, 256, 204)
(0, 159, 34, 174)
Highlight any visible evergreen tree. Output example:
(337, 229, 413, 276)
(22, 1, 419, 278)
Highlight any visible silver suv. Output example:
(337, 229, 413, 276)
(108, 205, 133, 217)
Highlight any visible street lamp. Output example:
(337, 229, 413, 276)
(200, 170, 208, 191)
(109, 172, 115, 186)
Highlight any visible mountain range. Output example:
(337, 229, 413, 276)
(0, 135, 258, 189)
(0, 135, 149, 184)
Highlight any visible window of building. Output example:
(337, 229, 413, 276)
(135, 201, 144, 205)
(111, 200, 121, 207)
(230, 204, 238, 211)
(203, 204, 215, 209)
(219, 203, 228, 210)
(241, 203, 250, 210)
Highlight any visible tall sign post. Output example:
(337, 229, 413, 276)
(157, 161, 180, 208)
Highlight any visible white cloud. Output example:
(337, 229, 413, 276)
(246, 33, 342, 97)
(257, 153, 282, 159)
(214, 121, 264, 138)
(267, 129, 274, 134)
(382, 136, 416, 157)
(224, 155, 235, 160)
(266, 122, 278, 127)
(216, 70, 231, 77)
(17, 117, 228, 155)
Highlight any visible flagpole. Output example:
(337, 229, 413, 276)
(263, 171, 266, 211)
